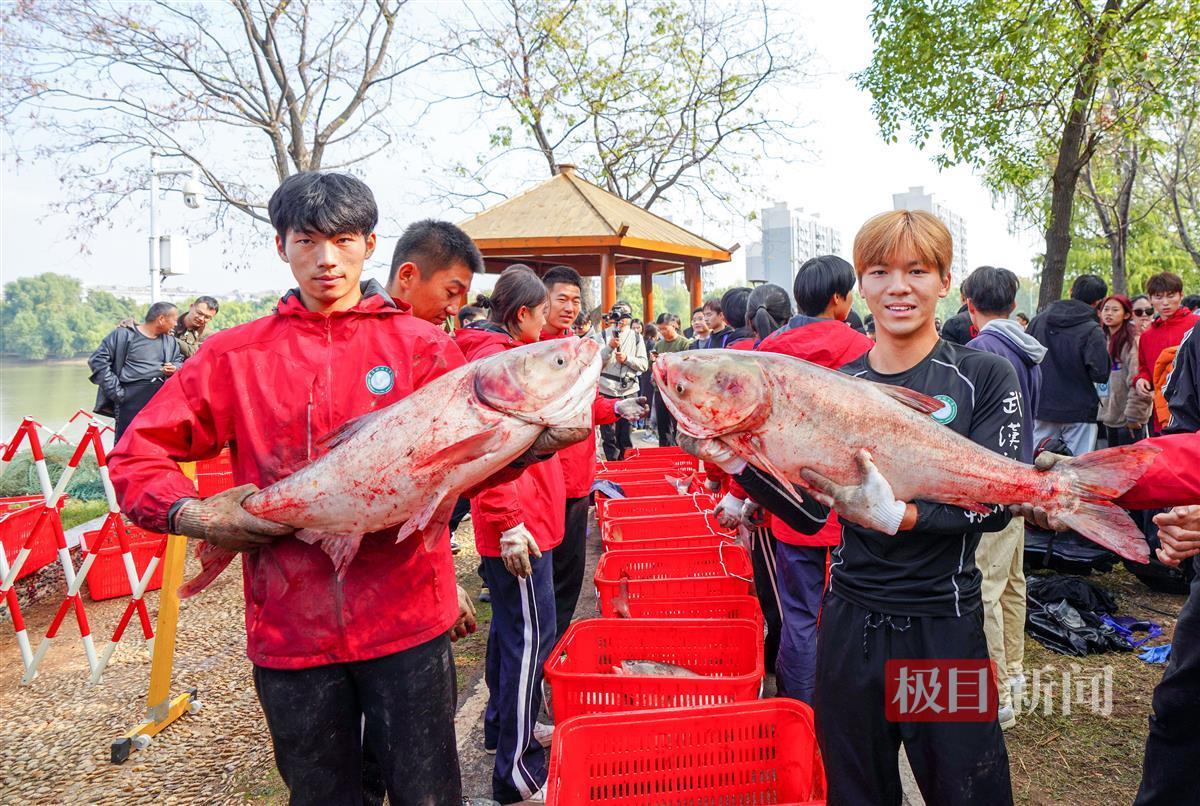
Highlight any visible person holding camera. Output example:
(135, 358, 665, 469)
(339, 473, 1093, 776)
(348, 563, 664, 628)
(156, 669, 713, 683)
(598, 304, 648, 460)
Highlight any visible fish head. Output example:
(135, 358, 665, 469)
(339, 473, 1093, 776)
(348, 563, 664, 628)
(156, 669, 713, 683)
(653, 350, 772, 438)
(473, 337, 602, 428)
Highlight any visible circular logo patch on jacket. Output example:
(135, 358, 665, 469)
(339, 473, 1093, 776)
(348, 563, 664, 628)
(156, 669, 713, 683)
(931, 395, 957, 425)
(365, 365, 395, 395)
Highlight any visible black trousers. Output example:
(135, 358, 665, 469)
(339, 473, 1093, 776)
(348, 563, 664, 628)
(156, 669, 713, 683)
(653, 390, 677, 447)
(254, 636, 461, 806)
(747, 526, 782, 671)
(599, 396, 632, 460)
(114, 378, 163, 440)
(1103, 423, 1146, 448)
(814, 594, 1012, 806)
(553, 495, 591, 645)
(1135, 557, 1200, 804)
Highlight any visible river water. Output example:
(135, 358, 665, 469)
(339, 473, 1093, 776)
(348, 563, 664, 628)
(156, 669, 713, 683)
(0, 360, 113, 448)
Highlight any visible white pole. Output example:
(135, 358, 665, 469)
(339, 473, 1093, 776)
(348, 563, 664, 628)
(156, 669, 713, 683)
(149, 153, 161, 304)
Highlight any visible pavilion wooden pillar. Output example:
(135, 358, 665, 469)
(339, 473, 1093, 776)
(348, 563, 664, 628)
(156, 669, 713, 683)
(640, 262, 654, 322)
(601, 250, 617, 313)
(685, 260, 703, 311)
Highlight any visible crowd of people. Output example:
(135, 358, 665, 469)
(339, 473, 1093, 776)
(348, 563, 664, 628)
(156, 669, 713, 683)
(94, 170, 1199, 806)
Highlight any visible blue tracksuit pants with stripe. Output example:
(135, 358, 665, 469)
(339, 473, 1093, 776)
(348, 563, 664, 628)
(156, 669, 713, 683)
(480, 550, 556, 803)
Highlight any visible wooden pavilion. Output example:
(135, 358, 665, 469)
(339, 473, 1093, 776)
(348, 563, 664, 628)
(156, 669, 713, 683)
(458, 164, 732, 319)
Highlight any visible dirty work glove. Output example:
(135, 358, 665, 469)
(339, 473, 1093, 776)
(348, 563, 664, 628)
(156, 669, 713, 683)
(1008, 451, 1067, 531)
(449, 584, 478, 641)
(173, 484, 294, 552)
(714, 493, 745, 530)
(615, 396, 650, 422)
(511, 426, 592, 468)
(741, 499, 766, 528)
(677, 433, 747, 475)
(499, 523, 541, 578)
(800, 449, 905, 535)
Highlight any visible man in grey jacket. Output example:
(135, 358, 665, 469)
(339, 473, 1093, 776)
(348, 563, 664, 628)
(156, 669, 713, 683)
(89, 301, 184, 440)
(597, 303, 648, 460)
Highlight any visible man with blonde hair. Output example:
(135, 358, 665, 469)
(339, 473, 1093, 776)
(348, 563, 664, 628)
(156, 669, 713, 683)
(804, 209, 1019, 804)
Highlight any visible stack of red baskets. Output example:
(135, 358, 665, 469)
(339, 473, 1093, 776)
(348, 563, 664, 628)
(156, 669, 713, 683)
(543, 446, 827, 804)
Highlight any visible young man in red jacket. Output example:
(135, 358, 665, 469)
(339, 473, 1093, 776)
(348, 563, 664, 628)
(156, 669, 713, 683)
(108, 173, 468, 805)
(538, 265, 644, 643)
(387, 218, 480, 328)
(755, 256, 873, 702)
(1134, 272, 1198, 433)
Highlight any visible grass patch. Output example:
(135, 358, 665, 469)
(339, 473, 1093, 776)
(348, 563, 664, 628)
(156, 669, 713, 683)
(60, 498, 110, 530)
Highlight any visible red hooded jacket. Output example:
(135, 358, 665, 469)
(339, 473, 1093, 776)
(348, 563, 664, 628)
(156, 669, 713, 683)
(1135, 307, 1199, 429)
(749, 317, 874, 547)
(107, 283, 463, 670)
(542, 327, 619, 498)
(456, 325, 567, 556)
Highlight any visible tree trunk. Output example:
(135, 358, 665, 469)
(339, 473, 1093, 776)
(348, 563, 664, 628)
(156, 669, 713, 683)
(1038, 0, 1121, 311)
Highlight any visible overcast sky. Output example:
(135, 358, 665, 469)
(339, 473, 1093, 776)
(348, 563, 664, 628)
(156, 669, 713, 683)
(0, 1, 1044, 301)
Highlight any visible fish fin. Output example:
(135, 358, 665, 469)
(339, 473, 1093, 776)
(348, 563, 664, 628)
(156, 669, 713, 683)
(1049, 443, 1162, 564)
(1057, 443, 1163, 500)
(296, 529, 364, 579)
(317, 409, 388, 451)
(732, 434, 792, 486)
(938, 495, 996, 516)
(396, 493, 458, 553)
(1056, 501, 1150, 564)
(178, 542, 236, 599)
(873, 383, 944, 415)
(410, 430, 501, 474)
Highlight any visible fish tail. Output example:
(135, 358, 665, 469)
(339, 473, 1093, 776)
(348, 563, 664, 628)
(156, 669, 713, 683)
(1052, 443, 1161, 564)
(178, 542, 236, 598)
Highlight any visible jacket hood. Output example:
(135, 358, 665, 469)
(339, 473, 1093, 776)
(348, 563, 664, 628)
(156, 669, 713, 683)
(979, 318, 1047, 365)
(1044, 298, 1100, 328)
(276, 279, 404, 318)
(454, 320, 519, 354)
(758, 315, 874, 367)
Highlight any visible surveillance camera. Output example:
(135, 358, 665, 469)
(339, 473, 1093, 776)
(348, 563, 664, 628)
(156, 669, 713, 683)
(181, 178, 204, 209)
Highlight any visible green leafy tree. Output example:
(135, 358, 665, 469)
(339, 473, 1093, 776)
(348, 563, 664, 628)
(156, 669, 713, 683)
(857, 0, 1199, 309)
(0, 273, 139, 359)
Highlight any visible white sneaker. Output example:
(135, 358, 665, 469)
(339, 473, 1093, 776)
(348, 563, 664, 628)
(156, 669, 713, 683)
(998, 705, 1016, 731)
(532, 722, 554, 748)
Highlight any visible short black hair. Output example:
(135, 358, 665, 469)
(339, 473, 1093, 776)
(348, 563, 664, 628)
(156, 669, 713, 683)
(267, 172, 378, 241)
(458, 306, 486, 326)
(145, 301, 178, 323)
(692, 307, 705, 317)
(1183, 294, 1200, 310)
(655, 312, 681, 327)
(961, 265, 1019, 316)
(388, 219, 484, 285)
(542, 265, 583, 290)
(720, 287, 751, 328)
(1070, 274, 1108, 305)
(194, 295, 220, 313)
(702, 299, 723, 315)
(793, 255, 856, 317)
(1146, 272, 1184, 296)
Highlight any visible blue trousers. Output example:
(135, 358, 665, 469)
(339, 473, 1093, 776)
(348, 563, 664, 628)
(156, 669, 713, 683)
(480, 551, 556, 803)
(775, 542, 829, 703)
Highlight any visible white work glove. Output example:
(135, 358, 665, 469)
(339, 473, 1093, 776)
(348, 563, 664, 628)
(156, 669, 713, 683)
(615, 396, 650, 421)
(499, 523, 541, 578)
(715, 493, 745, 530)
(677, 434, 747, 475)
(800, 449, 906, 535)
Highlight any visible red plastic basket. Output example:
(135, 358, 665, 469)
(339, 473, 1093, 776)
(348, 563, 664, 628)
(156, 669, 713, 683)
(593, 478, 705, 500)
(597, 455, 699, 473)
(195, 449, 235, 497)
(623, 446, 692, 460)
(595, 494, 716, 522)
(594, 544, 754, 617)
(546, 699, 826, 805)
(0, 497, 65, 580)
(620, 593, 765, 631)
(600, 512, 730, 545)
(544, 618, 763, 722)
(83, 525, 166, 601)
